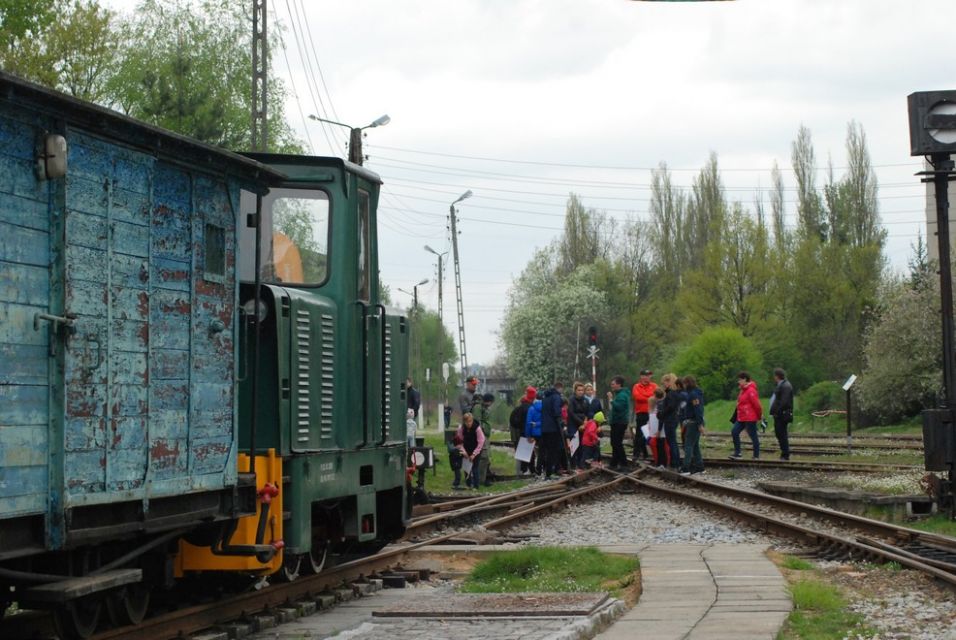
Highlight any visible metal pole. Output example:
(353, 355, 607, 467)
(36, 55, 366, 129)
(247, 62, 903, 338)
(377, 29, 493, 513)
(437, 254, 445, 407)
(930, 153, 956, 519)
(251, 0, 268, 151)
(450, 205, 468, 375)
(932, 154, 956, 406)
(349, 127, 363, 165)
(574, 322, 581, 381)
(846, 388, 852, 453)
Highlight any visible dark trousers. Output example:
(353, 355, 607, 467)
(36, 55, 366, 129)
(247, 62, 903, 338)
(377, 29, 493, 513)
(663, 422, 681, 469)
(633, 413, 650, 460)
(732, 421, 760, 457)
(610, 423, 628, 468)
(774, 416, 792, 459)
(681, 421, 703, 472)
(541, 431, 564, 476)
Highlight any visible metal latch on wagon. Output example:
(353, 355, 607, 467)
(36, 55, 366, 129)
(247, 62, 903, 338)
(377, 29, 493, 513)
(33, 312, 77, 356)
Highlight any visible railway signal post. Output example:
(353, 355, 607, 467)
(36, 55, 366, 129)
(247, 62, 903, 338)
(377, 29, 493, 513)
(908, 90, 956, 517)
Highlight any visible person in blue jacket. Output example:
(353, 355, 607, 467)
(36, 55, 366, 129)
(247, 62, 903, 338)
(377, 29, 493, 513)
(524, 396, 543, 476)
(680, 375, 705, 475)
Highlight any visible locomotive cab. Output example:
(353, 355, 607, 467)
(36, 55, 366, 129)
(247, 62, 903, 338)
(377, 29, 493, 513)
(225, 155, 410, 578)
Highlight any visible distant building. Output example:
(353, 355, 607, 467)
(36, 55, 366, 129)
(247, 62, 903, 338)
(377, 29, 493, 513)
(470, 364, 517, 405)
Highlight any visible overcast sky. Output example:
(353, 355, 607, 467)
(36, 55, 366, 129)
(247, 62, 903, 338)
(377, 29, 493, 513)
(113, 0, 956, 367)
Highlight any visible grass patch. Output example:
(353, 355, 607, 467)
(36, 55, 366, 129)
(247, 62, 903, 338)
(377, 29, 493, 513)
(779, 579, 874, 639)
(780, 555, 814, 571)
(902, 514, 956, 537)
(461, 547, 638, 594)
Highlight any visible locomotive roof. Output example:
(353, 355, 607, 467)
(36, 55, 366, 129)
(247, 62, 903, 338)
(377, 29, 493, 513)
(0, 70, 286, 183)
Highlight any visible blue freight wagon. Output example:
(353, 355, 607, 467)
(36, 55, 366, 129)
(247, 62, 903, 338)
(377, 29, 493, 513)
(0, 70, 411, 640)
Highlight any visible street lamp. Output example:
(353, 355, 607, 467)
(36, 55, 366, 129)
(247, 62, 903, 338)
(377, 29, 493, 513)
(397, 278, 429, 312)
(448, 190, 473, 377)
(308, 114, 390, 166)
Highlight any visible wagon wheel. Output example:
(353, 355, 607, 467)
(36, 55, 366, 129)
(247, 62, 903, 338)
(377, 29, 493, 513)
(54, 595, 103, 640)
(106, 583, 151, 627)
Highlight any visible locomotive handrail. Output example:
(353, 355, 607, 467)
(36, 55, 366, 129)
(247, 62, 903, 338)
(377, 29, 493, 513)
(356, 301, 369, 449)
(376, 304, 388, 446)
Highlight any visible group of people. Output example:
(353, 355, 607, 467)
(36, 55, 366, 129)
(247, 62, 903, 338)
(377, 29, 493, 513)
(439, 366, 795, 490)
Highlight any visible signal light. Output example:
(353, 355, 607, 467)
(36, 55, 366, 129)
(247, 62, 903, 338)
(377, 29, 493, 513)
(588, 326, 598, 347)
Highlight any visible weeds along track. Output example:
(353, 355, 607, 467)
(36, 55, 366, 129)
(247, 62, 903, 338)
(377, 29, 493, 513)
(608, 467, 956, 588)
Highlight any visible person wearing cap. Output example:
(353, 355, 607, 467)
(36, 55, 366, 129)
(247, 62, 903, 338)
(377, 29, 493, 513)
(458, 376, 481, 419)
(510, 387, 536, 475)
(631, 370, 657, 462)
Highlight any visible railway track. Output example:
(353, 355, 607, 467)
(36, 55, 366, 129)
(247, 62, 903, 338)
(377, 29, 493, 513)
(6, 471, 631, 640)
(607, 466, 956, 588)
(700, 457, 920, 473)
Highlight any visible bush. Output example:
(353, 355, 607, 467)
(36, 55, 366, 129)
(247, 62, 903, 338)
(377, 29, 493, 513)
(799, 381, 845, 413)
(669, 327, 764, 401)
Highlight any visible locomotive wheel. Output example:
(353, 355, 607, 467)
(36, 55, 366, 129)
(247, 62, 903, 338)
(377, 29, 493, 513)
(302, 541, 329, 575)
(106, 584, 150, 626)
(54, 596, 102, 640)
(278, 553, 302, 582)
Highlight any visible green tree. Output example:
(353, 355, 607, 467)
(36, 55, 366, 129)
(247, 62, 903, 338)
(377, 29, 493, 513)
(669, 327, 765, 402)
(679, 202, 773, 336)
(0, 0, 119, 101)
(406, 306, 458, 422)
(501, 264, 609, 388)
(856, 275, 941, 424)
(109, 0, 299, 151)
(792, 125, 826, 240)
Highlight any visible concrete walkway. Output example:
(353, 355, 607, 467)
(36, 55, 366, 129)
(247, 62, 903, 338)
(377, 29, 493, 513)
(595, 544, 791, 640)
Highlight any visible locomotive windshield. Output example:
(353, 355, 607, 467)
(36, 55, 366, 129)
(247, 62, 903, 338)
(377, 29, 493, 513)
(239, 188, 330, 286)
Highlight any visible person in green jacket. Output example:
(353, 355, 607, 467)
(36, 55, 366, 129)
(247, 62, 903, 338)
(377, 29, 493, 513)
(606, 375, 631, 470)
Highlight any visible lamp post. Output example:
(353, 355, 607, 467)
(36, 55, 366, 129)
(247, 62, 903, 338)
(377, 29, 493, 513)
(308, 114, 390, 165)
(425, 245, 449, 428)
(397, 278, 429, 313)
(449, 190, 472, 377)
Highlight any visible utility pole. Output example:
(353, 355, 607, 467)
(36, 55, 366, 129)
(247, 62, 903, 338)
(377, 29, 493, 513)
(425, 246, 447, 427)
(251, 0, 268, 151)
(449, 191, 473, 376)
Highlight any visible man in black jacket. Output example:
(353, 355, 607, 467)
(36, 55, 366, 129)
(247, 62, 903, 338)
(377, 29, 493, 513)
(769, 368, 794, 461)
(406, 377, 421, 418)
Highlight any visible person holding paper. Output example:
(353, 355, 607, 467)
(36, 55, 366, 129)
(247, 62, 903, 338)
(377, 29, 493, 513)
(456, 413, 485, 489)
(509, 387, 536, 474)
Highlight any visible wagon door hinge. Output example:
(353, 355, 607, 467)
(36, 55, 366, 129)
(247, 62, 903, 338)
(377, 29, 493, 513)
(33, 312, 77, 356)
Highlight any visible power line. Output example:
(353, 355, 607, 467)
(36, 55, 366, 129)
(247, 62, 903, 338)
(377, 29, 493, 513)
(373, 155, 920, 192)
(371, 144, 923, 173)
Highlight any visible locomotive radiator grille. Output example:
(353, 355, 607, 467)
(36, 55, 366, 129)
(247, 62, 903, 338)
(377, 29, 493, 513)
(384, 323, 392, 435)
(296, 310, 311, 444)
(319, 314, 334, 439)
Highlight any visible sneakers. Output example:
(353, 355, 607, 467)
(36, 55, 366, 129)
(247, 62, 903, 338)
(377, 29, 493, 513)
(679, 470, 691, 476)
(728, 453, 742, 460)
(657, 465, 665, 471)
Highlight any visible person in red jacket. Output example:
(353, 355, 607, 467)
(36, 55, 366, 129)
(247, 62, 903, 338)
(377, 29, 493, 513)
(729, 371, 762, 459)
(631, 369, 657, 462)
